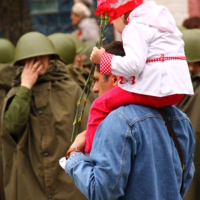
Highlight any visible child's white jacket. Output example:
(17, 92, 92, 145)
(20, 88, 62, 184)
(111, 1, 194, 97)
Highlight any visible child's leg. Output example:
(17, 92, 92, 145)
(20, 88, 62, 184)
(85, 86, 184, 152)
(144, 94, 184, 108)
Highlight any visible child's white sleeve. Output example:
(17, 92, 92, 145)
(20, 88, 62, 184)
(111, 23, 149, 78)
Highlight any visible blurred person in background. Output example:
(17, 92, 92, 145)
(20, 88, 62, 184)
(177, 29, 200, 200)
(70, 2, 100, 42)
(74, 0, 93, 8)
(1, 32, 89, 200)
(0, 38, 16, 200)
(74, 0, 97, 19)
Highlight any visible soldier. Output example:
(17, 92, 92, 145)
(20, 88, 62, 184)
(67, 33, 88, 68)
(83, 40, 96, 70)
(48, 33, 77, 66)
(48, 33, 97, 103)
(0, 38, 16, 200)
(1, 32, 89, 200)
(177, 29, 200, 200)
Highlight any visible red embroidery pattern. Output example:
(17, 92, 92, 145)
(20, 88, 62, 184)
(100, 52, 113, 75)
(119, 76, 124, 84)
(119, 76, 135, 85)
(127, 16, 130, 24)
(146, 54, 186, 63)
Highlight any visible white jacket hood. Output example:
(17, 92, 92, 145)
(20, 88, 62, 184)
(129, 1, 176, 33)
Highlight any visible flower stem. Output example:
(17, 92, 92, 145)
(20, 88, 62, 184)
(71, 13, 110, 142)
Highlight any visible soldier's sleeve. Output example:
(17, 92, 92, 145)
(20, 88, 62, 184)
(4, 86, 31, 136)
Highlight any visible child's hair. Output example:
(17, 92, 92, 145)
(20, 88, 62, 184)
(123, 10, 132, 25)
(96, 41, 125, 80)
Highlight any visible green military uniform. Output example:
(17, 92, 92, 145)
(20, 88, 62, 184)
(1, 32, 89, 200)
(1, 62, 89, 200)
(0, 38, 16, 200)
(0, 64, 16, 200)
(176, 29, 200, 200)
(65, 64, 97, 103)
(48, 33, 97, 103)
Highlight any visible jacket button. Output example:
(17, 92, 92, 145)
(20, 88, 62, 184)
(38, 110, 43, 115)
(47, 195, 52, 199)
(44, 152, 49, 156)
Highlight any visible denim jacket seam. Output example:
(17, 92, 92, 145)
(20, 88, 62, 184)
(171, 115, 190, 122)
(108, 126, 132, 200)
(67, 153, 85, 168)
(111, 110, 131, 124)
(131, 127, 139, 142)
(113, 108, 189, 125)
(129, 114, 161, 126)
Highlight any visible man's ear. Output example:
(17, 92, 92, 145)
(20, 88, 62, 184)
(112, 75, 119, 87)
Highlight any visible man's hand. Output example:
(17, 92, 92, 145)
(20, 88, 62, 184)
(70, 130, 86, 150)
(21, 58, 43, 89)
(90, 47, 105, 64)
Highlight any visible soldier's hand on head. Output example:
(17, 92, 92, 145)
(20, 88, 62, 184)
(90, 47, 105, 65)
(21, 58, 43, 89)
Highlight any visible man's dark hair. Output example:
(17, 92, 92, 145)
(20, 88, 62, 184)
(96, 41, 125, 81)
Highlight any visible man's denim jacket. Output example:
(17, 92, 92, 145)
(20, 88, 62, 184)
(65, 105, 195, 200)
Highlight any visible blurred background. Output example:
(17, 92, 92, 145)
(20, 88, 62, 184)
(0, 0, 199, 45)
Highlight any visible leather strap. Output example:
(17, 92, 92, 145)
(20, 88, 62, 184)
(158, 109, 185, 193)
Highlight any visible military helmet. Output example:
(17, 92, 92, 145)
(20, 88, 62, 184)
(83, 40, 96, 65)
(0, 38, 15, 64)
(177, 26, 187, 33)
(14, 32, 58, 65)
(182, 29, 200, 62)
(48, 33, 76, 64)
(66, 34, 88, 55)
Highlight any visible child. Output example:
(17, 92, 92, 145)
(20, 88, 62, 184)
(68, 0, 194, 154)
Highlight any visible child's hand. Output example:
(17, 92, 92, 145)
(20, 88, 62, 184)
(90, 47, 105, 64)
(21, 58, 43, 89)
(69, 130, 86, 150)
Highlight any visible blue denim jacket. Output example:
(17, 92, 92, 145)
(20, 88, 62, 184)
(65, 105, 195, 200)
